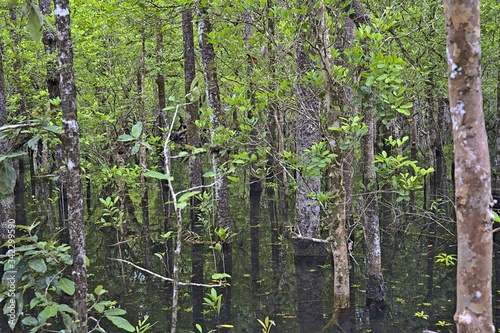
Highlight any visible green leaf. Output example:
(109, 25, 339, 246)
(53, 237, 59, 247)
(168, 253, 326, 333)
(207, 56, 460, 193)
(118, 134, 135, 142)
(40, 304, 58, 320)
(28, 258, 47, 273)
(27, 135, 41, 150)
(396, 107, 411, 116)
(131, 143, 140, 155)
(0, 151, 27, 163)
(21, 316, 38, 326)
(105, 308, 127, 316)
(105, 315, 135, 332)
(131, 122, 143, 139)
(93, 302, 105, 313)
(58, 303, 77, 315)
(203, 171, 216, 178)
(94, 285, 106, 296)
(43, 125, 63, 134)
(177, 191, 200, 203)
(211, 273, 231, 280)
(59, 278, 75, 296)
(26, 5, 43, 42)
(143, 170, 172, 180)
(0, 160, 17, 198)
(399, 102, 413, 109)
(493, 211, 500, 223)
(176, 201, 187, 209)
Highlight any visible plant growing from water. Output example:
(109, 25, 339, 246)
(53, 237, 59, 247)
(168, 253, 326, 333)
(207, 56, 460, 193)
(257, 316, 275, 333)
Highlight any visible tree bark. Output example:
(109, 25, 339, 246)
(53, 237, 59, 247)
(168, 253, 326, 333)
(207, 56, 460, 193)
(182, 6, 205, 331)
(197, 5, 233, 329)
(444, 1, 494, 332)
(138, 31, 151, 270)
(362, 101, 386, 324)
(54, 1, 88, 331)
(294, 0, 321, 239)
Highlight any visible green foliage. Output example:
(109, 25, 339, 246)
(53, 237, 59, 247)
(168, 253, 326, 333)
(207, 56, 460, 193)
(373, 136, 434, 201)
(0, 223, 135, 332)
(118, 121, 152, 155)
(0, 152, 27, 198)
(328, 115, 368, 150)
(135, 315, 156, 333)
(0, 222, 74, 331)
(257, 316, 276, 333)
(435, 253, 457, 267)
(414, 311, 429, 320)
(98, 196, 125, 228)
(493, 211, 500, 223)
(203, 288, 222, 315)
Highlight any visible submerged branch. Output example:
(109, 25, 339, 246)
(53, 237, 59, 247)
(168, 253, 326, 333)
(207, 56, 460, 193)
(109, 258, 222, 288)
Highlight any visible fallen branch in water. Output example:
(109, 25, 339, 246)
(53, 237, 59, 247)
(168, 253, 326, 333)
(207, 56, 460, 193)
(109, 258, 222, 288)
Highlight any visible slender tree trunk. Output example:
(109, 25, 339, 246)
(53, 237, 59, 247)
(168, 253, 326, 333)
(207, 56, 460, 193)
(138, 31, 151, 270)
(182, 6, 205, 331)
(264, 0, 282, 266)
(54, 1, 88, 331)
(197, 5, 233, 329)
(361, 101, 386, 326)
(444, 1, 494, 332)
(155, 32, 173, 277)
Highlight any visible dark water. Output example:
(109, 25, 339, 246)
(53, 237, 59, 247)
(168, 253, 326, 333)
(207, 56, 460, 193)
(86, 218, 460, 333)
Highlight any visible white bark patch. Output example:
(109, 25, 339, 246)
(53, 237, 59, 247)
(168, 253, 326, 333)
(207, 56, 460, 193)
(63, 119, 79, 132)
(476, 291, 482, 299)
(67, 160, 75, 170)
(55, 5, 69, 17)
(450, 63, 462, 79)
(457, 311, 473, 324)
(452, 101, 466, 131)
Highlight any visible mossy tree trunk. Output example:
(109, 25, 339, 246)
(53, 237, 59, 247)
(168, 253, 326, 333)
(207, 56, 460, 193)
(54, 1, 88, 331)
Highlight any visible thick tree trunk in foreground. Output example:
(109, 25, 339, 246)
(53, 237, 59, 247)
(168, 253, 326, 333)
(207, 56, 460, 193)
(444, 1, 494, 332)
(493, 39, 500, 330)
(54, 1, 88, 331)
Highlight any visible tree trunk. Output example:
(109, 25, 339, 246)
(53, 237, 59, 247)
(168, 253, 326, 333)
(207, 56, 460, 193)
(138, 31, 151, 270)
(444, 1, 494, 332)
(294, 0, 321, 239)
(197, 5, 233, 329)
(293, 2, 326, 331)
(493, 35, 500, 330)
(54, 1, 88, 331)
(361, 101, 386, 325)
(155, 32, 173, 278)
(182, 6, 205, 331)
